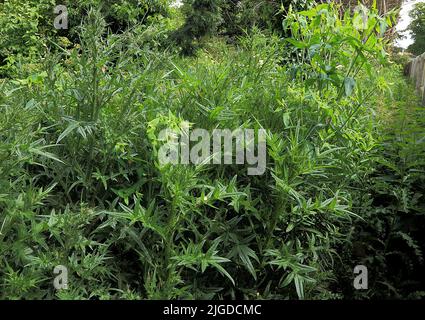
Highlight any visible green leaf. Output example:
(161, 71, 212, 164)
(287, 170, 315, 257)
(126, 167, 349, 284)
(294, 274, 305, 299)
(28, 145, 64, 164)
(57, 120, 80, 143)
(286, 223, 295, 233)
(210, 262, 235, 286)
(286, 38, 307, 49)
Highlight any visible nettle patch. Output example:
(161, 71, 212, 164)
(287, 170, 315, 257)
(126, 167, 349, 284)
(0, 2, 424, 300)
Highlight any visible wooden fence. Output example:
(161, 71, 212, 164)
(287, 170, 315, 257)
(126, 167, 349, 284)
(406, 53, 425, 105)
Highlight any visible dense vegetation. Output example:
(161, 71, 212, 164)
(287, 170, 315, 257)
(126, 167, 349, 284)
(0, 1, 424, 299)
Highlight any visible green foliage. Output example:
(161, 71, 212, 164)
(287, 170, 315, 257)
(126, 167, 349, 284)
(282, 3, 396, 94)
(231, 0, 315, 34)
(173, 0, 316, 55)
(0, 3, 424, 300)
(407, 2, 425, 56)
(336, 64, 425, 299)
(66, 0, 171, 32)
(172, 0, 224, 55)
(0, 0, 57, 76)
(0, 0, 171, 77)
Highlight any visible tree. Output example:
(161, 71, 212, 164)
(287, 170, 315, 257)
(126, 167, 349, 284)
(407, 2, 425, 56)
(219, 0, 316, 36)
(172, 0, 315, 55)
(172, 0, 223, 55)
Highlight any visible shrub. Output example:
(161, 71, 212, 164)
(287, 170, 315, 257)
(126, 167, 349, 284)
(0, 0, 171, 77)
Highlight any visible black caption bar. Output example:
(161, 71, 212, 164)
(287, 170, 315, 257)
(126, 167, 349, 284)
(1, 300, 422, 319)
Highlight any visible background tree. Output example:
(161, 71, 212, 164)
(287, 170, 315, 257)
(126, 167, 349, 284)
(173, 0, 315, 54)
(0, 0, 171, 76)
(172, 0, 223, 55)
(407, 2, 425, 56)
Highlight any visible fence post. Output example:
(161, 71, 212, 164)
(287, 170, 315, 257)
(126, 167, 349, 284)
(407, 52, 425, 105)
